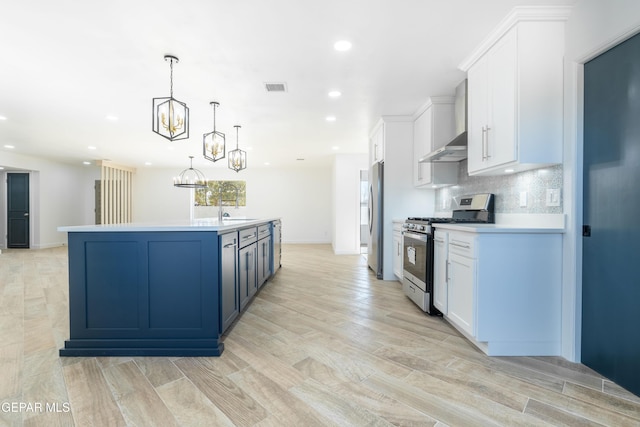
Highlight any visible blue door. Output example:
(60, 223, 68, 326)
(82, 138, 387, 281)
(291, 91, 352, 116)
(7, 173, 30, 248)
(583, 32, 640, 396)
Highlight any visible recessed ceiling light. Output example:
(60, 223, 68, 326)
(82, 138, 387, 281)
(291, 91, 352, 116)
(0, 116, 7, 121)
(334, 40, 352, 51)
(106, 115, 118, 121)
(83, 161, 91, 165)
(332, 146, 339, 150)
(264, 162, 270, 166)
(0, 166, 4, 170)
(88, 146, 97, 150)
(144, 162, 152, 166)
(326, 116, 336, 122)
(4, 145, 15, 149)
(328, 90, 341, 98)
(505, 168, 515, 173)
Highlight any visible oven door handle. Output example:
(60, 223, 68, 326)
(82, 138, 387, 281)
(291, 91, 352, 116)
(402, 231, 428, 242)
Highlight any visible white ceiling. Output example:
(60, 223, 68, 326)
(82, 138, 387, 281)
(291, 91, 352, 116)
(0, 0, 575, 171)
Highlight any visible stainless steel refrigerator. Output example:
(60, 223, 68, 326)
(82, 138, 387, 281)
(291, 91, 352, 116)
(368, 161, 383, 279)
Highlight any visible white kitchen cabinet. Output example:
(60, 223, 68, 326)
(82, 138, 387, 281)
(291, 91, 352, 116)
(446, 233, 476, 336)
(392, 221, 403, 281)
(370, 121, 385, 166)
(434, 224, 563, 356)
(412, 97, 458, 187)
(432, 230, 448, 314)
(461, 12, 566, 176)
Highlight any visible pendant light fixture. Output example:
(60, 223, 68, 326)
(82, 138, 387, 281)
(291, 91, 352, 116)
(153, 55, 190, 141)
(228, 125, 247, 173)
(174, 156, 206, 188)
(203, 101, 225, 162)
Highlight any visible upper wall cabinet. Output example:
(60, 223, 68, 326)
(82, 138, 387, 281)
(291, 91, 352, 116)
(459, 7, 570, 176)
(370, 121, 385, 166)
(413, 97, 459, 187)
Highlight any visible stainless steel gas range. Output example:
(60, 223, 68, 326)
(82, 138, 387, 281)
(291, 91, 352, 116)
(402, 193, 495, 314)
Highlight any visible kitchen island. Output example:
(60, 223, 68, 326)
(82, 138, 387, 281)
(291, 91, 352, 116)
(57, 218, 280, 357)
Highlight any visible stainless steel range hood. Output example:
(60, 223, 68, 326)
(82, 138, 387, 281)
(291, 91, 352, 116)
(420, 79, 468, 163)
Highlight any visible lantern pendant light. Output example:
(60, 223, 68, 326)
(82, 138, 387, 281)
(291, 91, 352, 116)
(228, 125, 247, 172)
(152, 55, 190, 141)
(173, 156, 206, 188)
(203, 101, 225, 162)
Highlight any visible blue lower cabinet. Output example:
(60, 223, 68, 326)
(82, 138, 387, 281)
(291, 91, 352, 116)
(60, 231, 223, 356)
(219, 231, 239, 334)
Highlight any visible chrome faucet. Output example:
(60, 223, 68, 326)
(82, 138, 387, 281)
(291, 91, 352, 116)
(218, 183, 239, 221)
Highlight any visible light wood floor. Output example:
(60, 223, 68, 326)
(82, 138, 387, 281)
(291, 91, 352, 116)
(1, 244, 639, 426)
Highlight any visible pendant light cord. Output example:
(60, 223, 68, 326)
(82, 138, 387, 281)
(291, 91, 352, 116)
(169, 58, 174, 98)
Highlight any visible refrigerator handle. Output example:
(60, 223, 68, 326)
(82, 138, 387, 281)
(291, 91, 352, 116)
(368, 185, 373, 234)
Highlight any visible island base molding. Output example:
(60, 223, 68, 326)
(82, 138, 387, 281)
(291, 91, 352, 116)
(59, 339, 224, 357)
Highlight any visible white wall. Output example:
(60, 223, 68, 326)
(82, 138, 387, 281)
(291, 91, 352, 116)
(0, 151, 95, 249)
(134, 164, 333, 244)
(332, 153, 368, 254)
(562, 0, 640, 361)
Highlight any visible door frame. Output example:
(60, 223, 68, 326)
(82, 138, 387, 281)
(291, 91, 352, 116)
(2, 170, 33, 249)
(565, 24, 640, 362)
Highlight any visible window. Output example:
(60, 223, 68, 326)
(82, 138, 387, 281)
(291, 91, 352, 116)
(194, 180, 246, 207)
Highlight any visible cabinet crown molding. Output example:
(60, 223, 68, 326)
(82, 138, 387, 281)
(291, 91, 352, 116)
(458, 5, 572, 72)
(413, 96, 455, 119)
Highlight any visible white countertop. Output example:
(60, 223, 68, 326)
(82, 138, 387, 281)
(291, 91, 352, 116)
(58, 217, 279, 233)
(432, 223, 564, 234)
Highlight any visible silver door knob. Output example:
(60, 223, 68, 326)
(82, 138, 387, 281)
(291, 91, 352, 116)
(24, 213, 29, 217)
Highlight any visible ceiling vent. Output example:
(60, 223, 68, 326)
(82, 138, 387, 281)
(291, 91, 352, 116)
(265, 82, 287, 92)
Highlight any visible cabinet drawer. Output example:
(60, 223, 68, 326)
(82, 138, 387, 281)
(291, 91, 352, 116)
(448, 232, 476, 257)
(239, 227, 258, 247)
(258, 224, 271, 239)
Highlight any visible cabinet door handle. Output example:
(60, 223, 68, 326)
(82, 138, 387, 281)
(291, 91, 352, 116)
(446, 261, 450, 282)
(481, 126, 488, 161)
(485, 126, 491, 159)
(450, 241, 471, 249)
(223, 242, 237, 249)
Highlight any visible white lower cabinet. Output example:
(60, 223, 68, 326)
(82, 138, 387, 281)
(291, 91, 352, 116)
(433, 231, 448, 314)
(433, 226, 563, 356)
(392, 221, 403, 281)
(447, 251, 476, 337)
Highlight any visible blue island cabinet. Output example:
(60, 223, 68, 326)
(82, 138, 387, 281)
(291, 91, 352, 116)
(59, 231, 224, 356)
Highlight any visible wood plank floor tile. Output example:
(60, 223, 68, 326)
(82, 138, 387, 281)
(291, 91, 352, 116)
(363, 371, 503, 427)
(403, 369, 548, 426)
(229, 366, 332, 427)
(290, 378, 393, 427)
(329, 379, 439, 426)
(131, 357, 184, 388)
(62, 358, 126, 427)
(524, 398, 608, 427)
(0, 343, 23, 402)
(223, 335, 307, 390)
(154, 377, 235, 427)
(101, 360, 179, 426)
(174, 357, 268, 427)
(562, 382, 640, 421)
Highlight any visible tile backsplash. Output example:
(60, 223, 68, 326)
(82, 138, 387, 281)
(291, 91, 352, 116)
(435, 160, 563, 214)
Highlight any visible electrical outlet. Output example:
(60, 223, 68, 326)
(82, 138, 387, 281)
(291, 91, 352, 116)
(519, 191, 527, 207)
(546, 189, 561, 207)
